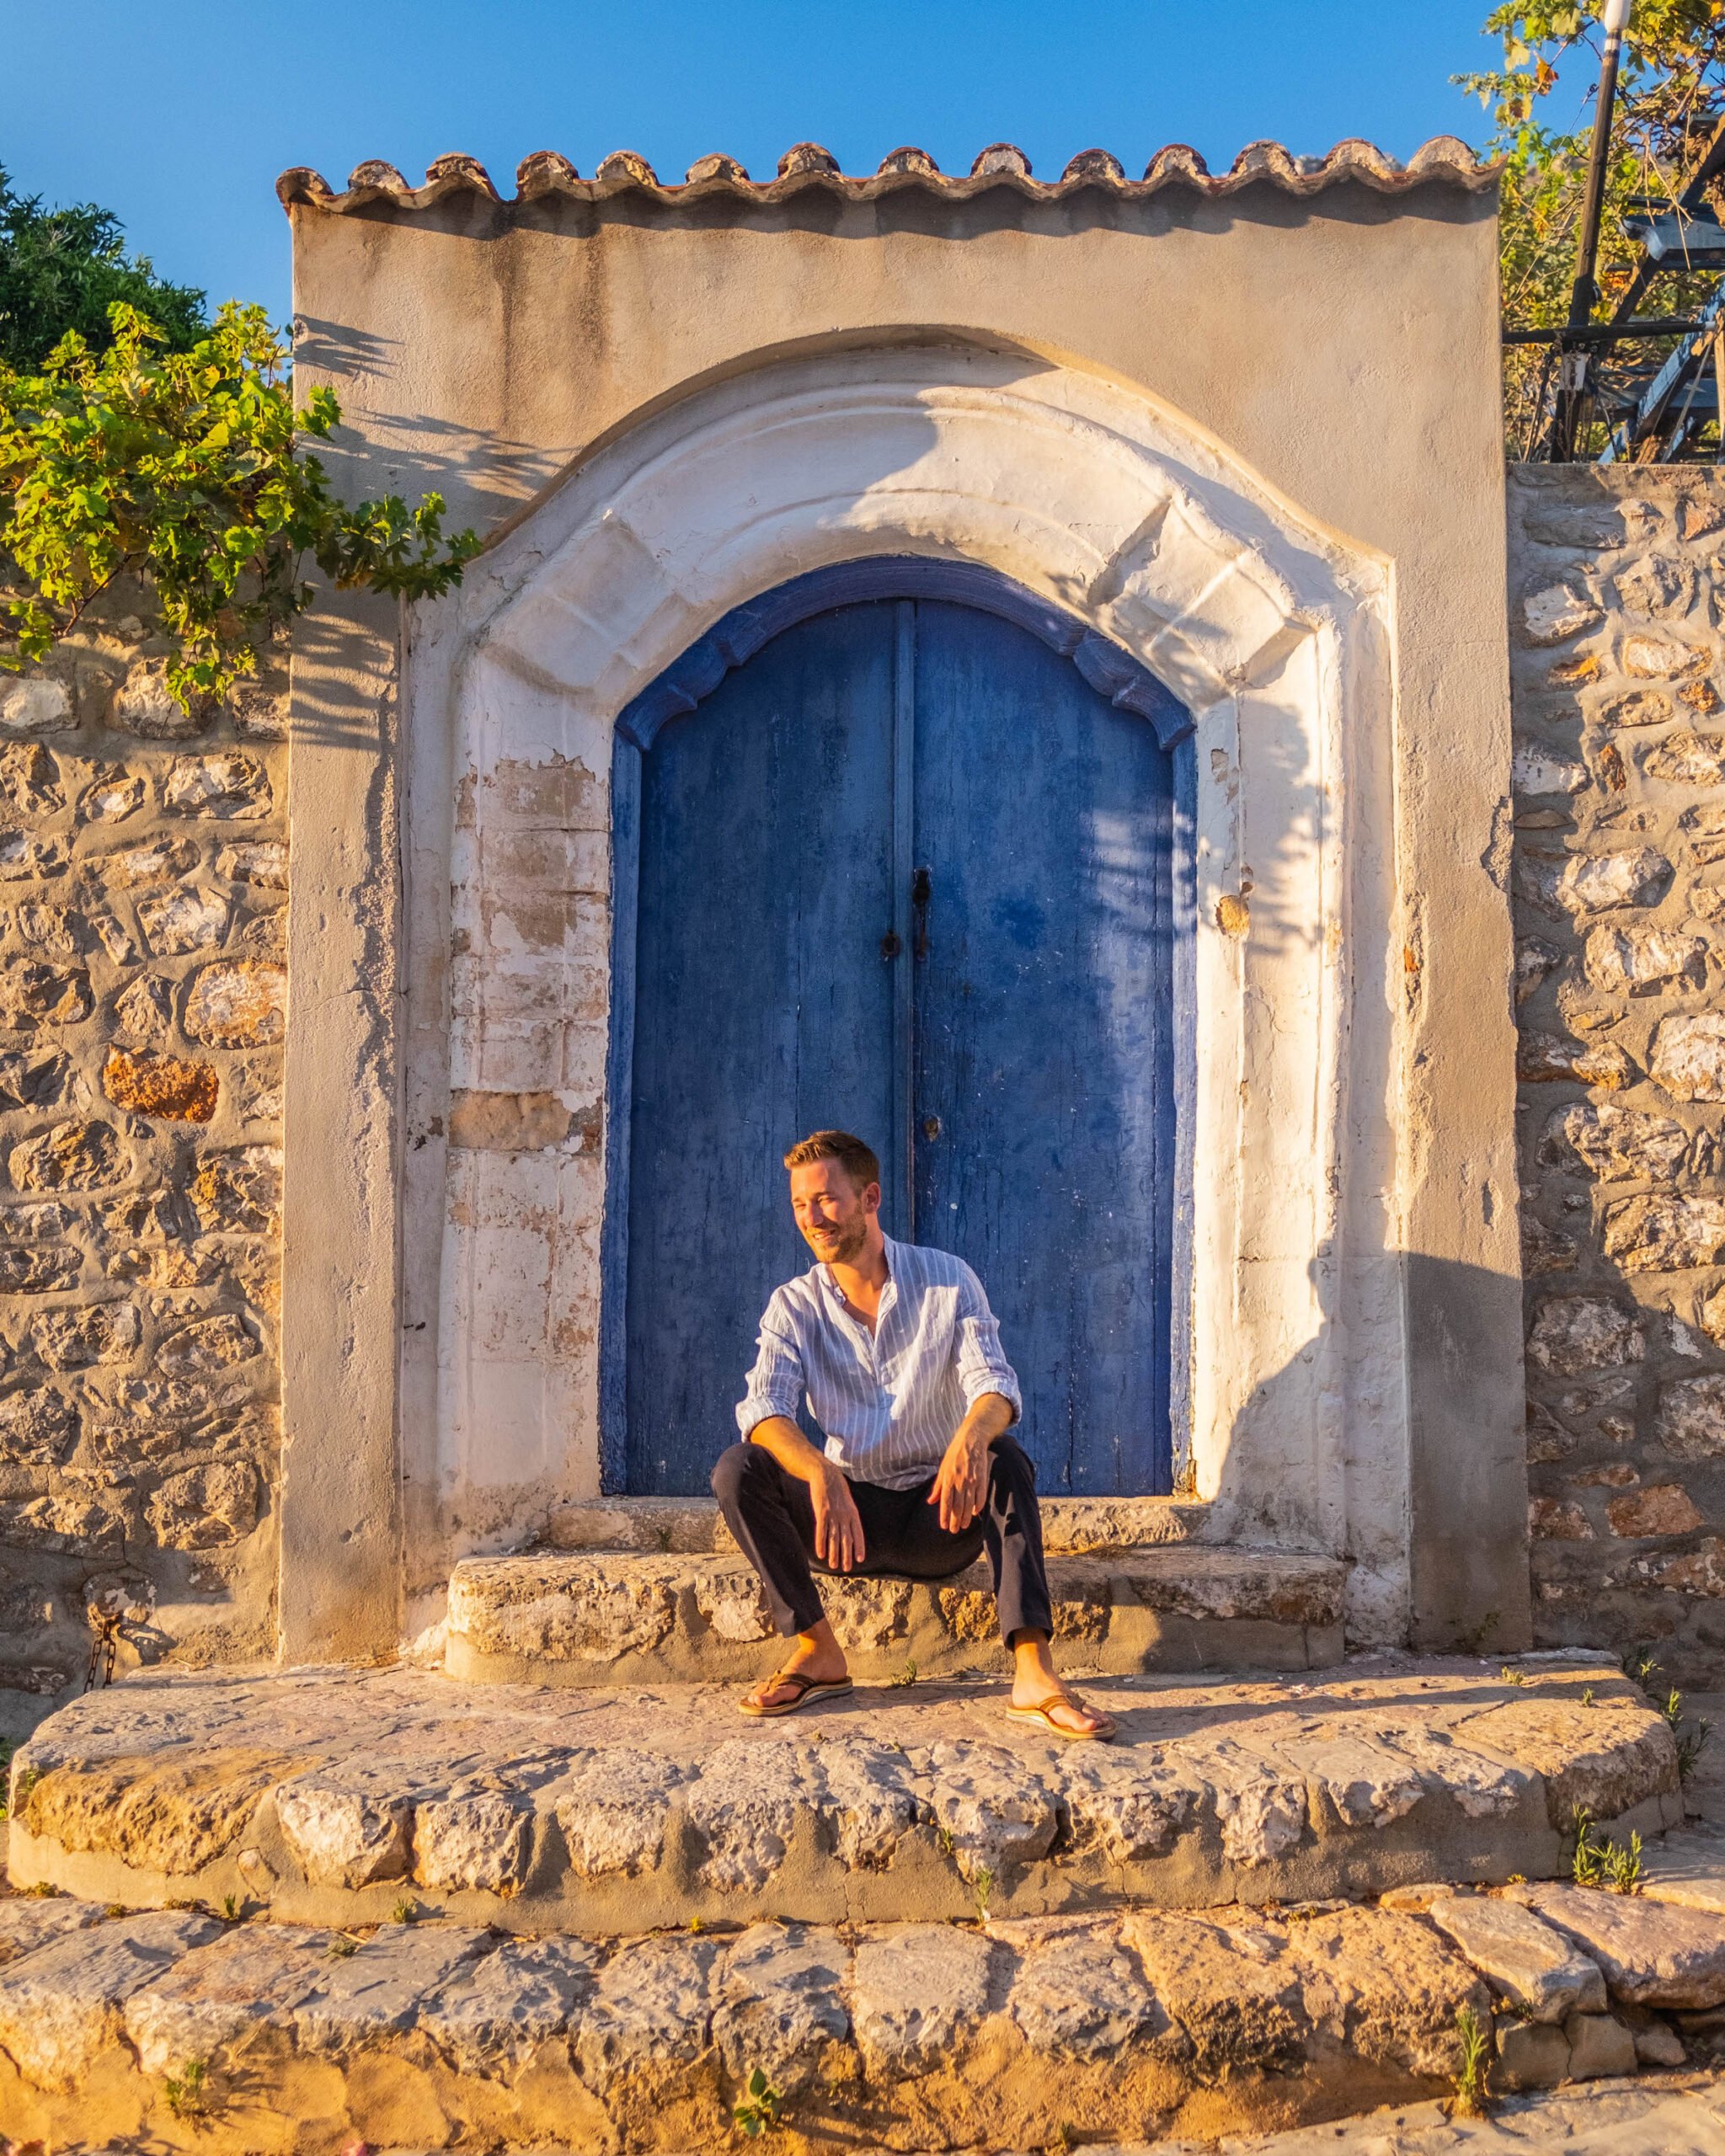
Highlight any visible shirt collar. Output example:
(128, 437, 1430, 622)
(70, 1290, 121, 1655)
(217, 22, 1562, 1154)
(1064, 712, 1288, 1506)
(817, 1235, 896, 1315)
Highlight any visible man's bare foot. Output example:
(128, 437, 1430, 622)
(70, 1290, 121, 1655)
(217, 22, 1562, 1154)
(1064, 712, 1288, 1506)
(741, 1623, 849, 1714)
(1007, 1631, 1118, 1740)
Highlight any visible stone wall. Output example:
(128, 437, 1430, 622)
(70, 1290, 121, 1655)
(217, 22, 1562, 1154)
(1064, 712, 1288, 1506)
(0, 582, 286, 1736)
(1512, 467, 1725, 1683)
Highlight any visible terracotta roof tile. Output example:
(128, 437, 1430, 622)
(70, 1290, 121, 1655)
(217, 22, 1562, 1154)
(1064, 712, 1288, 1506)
(279, 136, 1496, 216)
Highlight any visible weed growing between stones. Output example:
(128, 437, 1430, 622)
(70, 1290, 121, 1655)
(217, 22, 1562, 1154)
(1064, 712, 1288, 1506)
(327, 1934, 357, 1958)
(163, 2060, 209, 2118)
(1450, 2005, 1491, 2119)
(890, 1659, 919, 1689)
(1572, 1808, 1643, 1892)
(1498, 1666, 1528, 1688)
(22, 1881, 57, 1898)
(733, 2065, 784, 2137)
(9, 1765, 40, 1815)
(391, 1897, 419, 1924)
(1623, 1647, 1712, 1783)
(1456, 1609, 1501, 1657)
(220, 1893, 243, 1922)
(971, 1866, 995, 1921)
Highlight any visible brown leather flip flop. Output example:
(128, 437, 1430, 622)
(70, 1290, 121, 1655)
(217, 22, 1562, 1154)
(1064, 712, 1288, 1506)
(1004, 1695, 1118, 1743)
(740, 1669, 855, 1719)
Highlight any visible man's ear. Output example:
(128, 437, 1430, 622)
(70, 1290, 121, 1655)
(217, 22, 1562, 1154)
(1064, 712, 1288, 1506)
(862, 1181, 882, 1216)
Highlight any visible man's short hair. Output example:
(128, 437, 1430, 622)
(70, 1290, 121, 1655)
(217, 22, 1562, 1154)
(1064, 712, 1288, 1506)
(783, 1129, 881, 1191)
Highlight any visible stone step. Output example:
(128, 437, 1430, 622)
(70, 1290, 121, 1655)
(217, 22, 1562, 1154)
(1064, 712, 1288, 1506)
(0, 1867, 1717, 2151)
(4, 1658, 1681, 1940)
(542, 1492, 1226, 1556)
(445, 1542, 1349, 1687)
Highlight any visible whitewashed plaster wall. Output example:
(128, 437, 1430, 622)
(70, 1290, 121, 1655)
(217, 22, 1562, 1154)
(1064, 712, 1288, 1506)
(398, 343, 1410, 1641)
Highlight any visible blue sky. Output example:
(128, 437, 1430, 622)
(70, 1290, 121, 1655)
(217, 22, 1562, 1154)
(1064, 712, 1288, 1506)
(6, 1, 1514, 325)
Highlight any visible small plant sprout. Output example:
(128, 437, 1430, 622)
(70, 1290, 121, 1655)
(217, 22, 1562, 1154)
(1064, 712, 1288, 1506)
(688, 1915, 705, 1935)
(1605, 1830, 1643, 1896)
(1451, 2004, 1490, 2119)
(163, 2059, 209, 2118)
(733, 2064, 785, 2137)
(1498, 1666, 1527, 1689)
(971, 1866, 996, 1922)
(935, 1822, 956, 1858)
(889, 1658, 919, 1689)
(1623, 1646, 1661, 1690)
(1680, 1716, 1714, 1784)
(1572, 1809, 1604, 1887)
(1581, 1688, 1595, 1708)
(391, 1897, 419, 1925)
(221, 1893, 242, 1923)
(327, 1934, 358, 1959)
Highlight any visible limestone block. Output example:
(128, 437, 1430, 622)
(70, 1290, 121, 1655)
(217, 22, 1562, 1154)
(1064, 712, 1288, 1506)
(418, 1935, 598, 2073)
(275, 1772, 414, 1886)
(923, 1740, 1061, 1878)
(0, 1388, 77, 1464)
(0, 675, 74, 736)
(182, 957, 286, 1048)
(1624, 633, 1705, 677)
(1182, 1737, 1309, 1865)
(1527, 1296, 1646, 1375)
(413, 1789, 534, 1894)
(28, 1299, 139, 1370)
(1123, 1910, 1308, 2072)
(1494, 2016, 1571, 2089)
(1637, 1829, 1725, 1914)
(1518, 1034, 1637, 1087)
(1523, 586, 1602, 644)
(146, 1460, 260, 1550)
(99, 835, 197, 884)
(816, 1737, 923, 1870)
(1379, 1727, 1535, 1820)
(1514, 744, 1589, 796)
(1531, 1498, 1594, 1540)
(1607, 1484, 1703, 1535)
(1564, 2008, 1640, 2079)
(1464, 1695, 1677, 1827)
(1619, 1536, 1725, 1595)
(113, 973, 174, 1042)
(228, 678, 290, 740)
(825, 1574, 915, 1651)
(1584, 926, 1709, 995)
(1517, 937, 1561, 1002)
(1544, 1102, 1690, 1182)
(1558, 848, 1672, 915)
(1605, 1193, 1725, 1272)
(0, 1052, 67, 1109)
(1634, 2015, 1687, 2065)
(1512, 1881, 1725, 2008)
(1427, 1892, 1607, 2020)
(0, 1897, 100, 1967)
(1055, 1745, 1206, 1863)
(1285, 1907, 1489, 2079)
(108, 657, 209, 738)
(188, 1145, 282, 1233)
(1656, 1376, 1725, 1459)
(163, 749, 272, 818)
(0, 1912, 216, 2089)
(448, 1555, 679, 1662)
(691, 1566, 772, 1642)
(101, 1046, 219, 1123)
(120, 1920, 331, 2073)
(16, 1746, 300, 1870)
(217, 837, 288, 887)
(1647, 731, 1725, 785)
(851, 1922, 995, 2075)
(551, 1748, 688, 1878)
(156, 1313, 259, 1377)
(1653, 1013, 1725, 1101)
(0, 964, 89, 1033)
(999, 1916, 1172, 2058)
(686, 1738, 821, 1890)
(0, 744, 62, 815)
(135, 883, 230, 957)
(1616, 556, 1696, 616)
(1274, 1735, 1424, 1828)
(76, 765, 146, 823)
(1604, 690, 1675, 727)
(711, 1921, 851, 2090)
(0, 1492, 124, 1555)
(0, 831, 70, 878)
(575, 1932, 723, 2083)
(289, 1924, 491, 2054)
(0, 1244, 80, 1294)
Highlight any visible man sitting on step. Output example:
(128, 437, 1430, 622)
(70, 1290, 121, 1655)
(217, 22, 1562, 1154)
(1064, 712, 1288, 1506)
(711, 1129, 1116, 1740)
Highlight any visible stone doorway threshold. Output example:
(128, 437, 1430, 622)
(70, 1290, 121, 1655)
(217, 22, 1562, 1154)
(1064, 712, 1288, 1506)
(450, 1497, 1348, 1684)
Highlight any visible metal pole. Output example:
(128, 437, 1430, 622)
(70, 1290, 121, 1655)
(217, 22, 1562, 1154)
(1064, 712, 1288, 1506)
(1550, 0, 1635, 457)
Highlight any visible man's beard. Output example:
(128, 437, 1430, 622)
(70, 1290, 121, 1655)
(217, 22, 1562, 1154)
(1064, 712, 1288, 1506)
(804, 1214, 869, 1267)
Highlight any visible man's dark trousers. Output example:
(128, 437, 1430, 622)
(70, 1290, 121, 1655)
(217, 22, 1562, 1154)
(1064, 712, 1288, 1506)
(711, 1434, 1055, 1644)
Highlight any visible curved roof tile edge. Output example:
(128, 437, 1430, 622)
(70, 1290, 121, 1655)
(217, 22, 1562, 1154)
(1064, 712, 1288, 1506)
(277, 136, 1498, 214)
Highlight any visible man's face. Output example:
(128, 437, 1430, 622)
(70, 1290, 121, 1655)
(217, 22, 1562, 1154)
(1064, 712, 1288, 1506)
(789, 1158, 879, 1267)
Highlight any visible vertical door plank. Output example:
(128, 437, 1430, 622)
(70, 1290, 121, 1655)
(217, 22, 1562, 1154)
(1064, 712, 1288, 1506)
(626, 604, 897, 1493)
(911, 599, 1175, 1493)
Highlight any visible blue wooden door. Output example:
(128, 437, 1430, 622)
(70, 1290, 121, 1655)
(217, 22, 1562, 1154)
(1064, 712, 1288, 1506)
(622, 582, 1175, 1495)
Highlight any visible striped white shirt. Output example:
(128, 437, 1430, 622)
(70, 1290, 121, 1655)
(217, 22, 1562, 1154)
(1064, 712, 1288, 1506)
(736, 1236, 1022, 1490)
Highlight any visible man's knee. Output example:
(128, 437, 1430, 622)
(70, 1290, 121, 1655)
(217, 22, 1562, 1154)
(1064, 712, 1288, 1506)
(712, 1440, 768, 1508)
(987, 1433, 1037, 1492)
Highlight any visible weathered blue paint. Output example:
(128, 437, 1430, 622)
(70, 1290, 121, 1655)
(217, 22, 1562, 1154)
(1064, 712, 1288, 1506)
(606, 559, 1188, 1497)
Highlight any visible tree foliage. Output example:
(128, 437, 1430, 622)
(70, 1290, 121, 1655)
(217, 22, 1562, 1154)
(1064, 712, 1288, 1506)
(0, 167, 206, 371)
(1461, 2, 1725, 449)
(0, 302, 480, 708)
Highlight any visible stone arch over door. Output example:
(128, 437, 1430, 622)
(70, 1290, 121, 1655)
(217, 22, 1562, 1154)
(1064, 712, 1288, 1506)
(397, 341, 1405, 1636)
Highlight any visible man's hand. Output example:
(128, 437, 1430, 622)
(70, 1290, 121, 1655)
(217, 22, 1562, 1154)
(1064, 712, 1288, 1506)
(811, 1465, 866, 1572)
(930, 1424, 991, 1533)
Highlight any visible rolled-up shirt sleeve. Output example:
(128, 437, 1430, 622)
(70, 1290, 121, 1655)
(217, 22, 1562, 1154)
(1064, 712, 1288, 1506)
(953, 1264, 1021, 1423)
(737, 1298, 807, 1438)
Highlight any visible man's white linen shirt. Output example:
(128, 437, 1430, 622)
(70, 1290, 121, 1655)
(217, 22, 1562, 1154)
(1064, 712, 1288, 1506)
(736, 1236, 1022, 1490)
